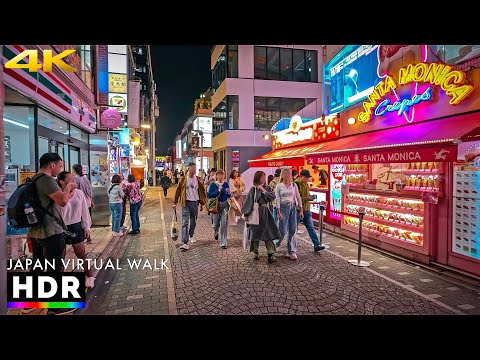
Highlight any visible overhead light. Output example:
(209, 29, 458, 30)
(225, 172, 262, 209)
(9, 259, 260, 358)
(141, 124, 151, 129)
(4, 118, 30, 129)
(348, 117, 356, 125)
(263, 134, 270, 140)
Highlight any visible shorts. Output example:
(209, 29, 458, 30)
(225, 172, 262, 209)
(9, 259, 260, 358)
(66, 222, 85, 245)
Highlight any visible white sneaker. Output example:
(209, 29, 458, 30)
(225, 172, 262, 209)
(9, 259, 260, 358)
(113, 232, 124, 237)
(180, 243, 190, 250)
(289, 252, 298, 260)
(189, 237, 196, 243)
(297, 230, 305, 234)
(86, 277, 96, 289)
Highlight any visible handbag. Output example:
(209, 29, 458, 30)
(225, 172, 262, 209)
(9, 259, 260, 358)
(243, 222, 250, 250)
(229, 196, 242, 216)
(245, 188, 259, 225)
(170, 208, 178, 240)
(206, 183, 221, 214)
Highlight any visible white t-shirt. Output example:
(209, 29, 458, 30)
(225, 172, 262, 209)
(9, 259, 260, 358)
(275, 182, 302, 209)
(186, 175, 199, 201)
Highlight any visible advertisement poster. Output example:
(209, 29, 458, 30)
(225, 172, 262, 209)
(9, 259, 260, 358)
(232, 148, 240, 171)
(330, 164, 346, 220)
(90, 151, 109, 187)
(110, 160, 119, 174)
(119, 144, 130, 157)
(19, 171, 36, 185)
(4, 135, 11, 163)
(325, 45, 381, 114)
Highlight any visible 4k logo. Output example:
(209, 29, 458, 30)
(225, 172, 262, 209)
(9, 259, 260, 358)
(4, 49, 77, 72)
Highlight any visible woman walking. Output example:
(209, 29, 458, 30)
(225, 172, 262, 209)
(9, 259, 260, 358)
(124, 174, 143, 235)
(229, 170, 246, 223)
(160, 172, 172, 197)
(207, 170, 231, 249)
(108, 174, 124, 237)
(242, 171, 281, 264)
(275, 169, 303, 260)
(57, 171, 95, 288)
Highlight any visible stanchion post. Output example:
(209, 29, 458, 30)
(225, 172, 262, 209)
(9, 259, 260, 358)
(319, 201, 328, 248)
(348, 206, 370, 267)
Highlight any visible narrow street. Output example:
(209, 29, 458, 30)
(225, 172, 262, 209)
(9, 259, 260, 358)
(83, 186, 480, 315)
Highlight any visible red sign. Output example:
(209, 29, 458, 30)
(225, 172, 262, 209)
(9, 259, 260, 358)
(101, 109, 122, 128)
(249, 157, 305, 168)
(307, 145, 458, 165)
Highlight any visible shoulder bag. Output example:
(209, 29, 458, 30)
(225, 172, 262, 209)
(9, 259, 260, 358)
(206, 183, 221, 214)
(246, 187, 259, 225)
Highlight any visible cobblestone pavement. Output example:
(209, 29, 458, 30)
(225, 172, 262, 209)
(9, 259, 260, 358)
(162, 186, 479, 315)
(82, 188, 171, 315)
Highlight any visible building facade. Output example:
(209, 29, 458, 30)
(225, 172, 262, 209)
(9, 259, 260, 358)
(210, 45, 325, 182)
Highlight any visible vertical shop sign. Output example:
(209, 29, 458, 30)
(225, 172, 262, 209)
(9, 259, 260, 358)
(232, 148, 240, 171)
(4, 136, 11, 163)
(330, 164, 346, 220)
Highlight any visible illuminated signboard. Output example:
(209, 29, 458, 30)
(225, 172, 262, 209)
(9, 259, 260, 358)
(325, 45, 381, 114)
(272, 115, 340, 150)
(358, 61, 474, 123)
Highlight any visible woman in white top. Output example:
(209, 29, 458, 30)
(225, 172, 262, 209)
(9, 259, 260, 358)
(57, 171, 95, 289)
(108, 174, 125, 237)
(274, 169, 304, 260)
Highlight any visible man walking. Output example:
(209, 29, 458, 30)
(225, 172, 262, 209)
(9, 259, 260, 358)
(173, 163, 206, 250)
(294, 169, 326, 252)
(72, 164, 93, 242)
(160, 172, 172, 197)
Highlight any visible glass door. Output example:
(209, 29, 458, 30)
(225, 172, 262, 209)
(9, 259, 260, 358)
(69, 145, 80, 169)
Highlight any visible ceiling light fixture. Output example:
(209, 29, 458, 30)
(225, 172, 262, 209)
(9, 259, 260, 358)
(4, 118, 30, 129)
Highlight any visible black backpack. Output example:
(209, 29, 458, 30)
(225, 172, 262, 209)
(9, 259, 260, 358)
(7, 173, 50, 229)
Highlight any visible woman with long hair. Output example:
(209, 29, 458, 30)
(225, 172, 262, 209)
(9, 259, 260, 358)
(108, 174, 124, 237)
(229, 169, 246, 223)
(57, 171, 95, 288)
(124, 174, 143, 235)
(275, 169, 303, 260)
(242, 171, 281, 264)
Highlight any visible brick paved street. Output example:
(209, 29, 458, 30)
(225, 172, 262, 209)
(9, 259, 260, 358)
(160, 186, 480, 315)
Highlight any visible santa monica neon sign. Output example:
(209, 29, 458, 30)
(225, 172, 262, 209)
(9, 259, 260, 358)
(358, 62, 475, 123)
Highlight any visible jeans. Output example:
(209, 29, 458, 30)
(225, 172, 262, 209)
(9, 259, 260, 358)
(182, 200, 199, 243)
(213, 200, 229, 246)
(272, 206, 279, 226)
(163, 187, 168, 197)
(130, 200, 142, 232)
(275, 203, 297, 254)
(301, 210, 321, 247)
(120, 198, 127, 227)
(30, 233, 65, 272)
(110, 202, 123, 233)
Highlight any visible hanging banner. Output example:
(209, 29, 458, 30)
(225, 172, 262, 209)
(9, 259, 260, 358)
(128, 80, 141, 128)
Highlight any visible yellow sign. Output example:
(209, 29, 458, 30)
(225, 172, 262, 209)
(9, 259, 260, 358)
(4, 49, 77, 72)
(19, 172, 36, 185)
(108, 73, 127, 93)
(358, 62, 474, 123)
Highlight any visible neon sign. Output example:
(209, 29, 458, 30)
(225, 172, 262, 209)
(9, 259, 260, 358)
(358, 62, 474, 123)
(374, 87, 432, 117)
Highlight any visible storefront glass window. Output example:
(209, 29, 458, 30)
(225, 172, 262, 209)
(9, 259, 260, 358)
(80, 45, 93, 91)
(254, 46, 267, 79)
(254, 97, 306, 130)
(4, 106, 36, 172)
(212, 47, 227, 93)
(213, 97, 227, 137)
(227, 95, 239, 130)
(70, 125, 89, 143)
(227, 45, 238, 78)
(280, 48, 293, 81)
(38, 109, 69, 136)
(293, 49, 306, 82)
(266, 47, 280, 80)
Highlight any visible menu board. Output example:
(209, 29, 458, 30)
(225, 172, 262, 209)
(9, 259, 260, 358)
(452, 168, 480, 260)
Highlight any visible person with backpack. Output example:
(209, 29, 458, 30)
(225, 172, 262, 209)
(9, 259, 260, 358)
(108, 174, 125, 237)
(207, 169, 231, 249)
(160, 172, 172, 197)
(57, 171, 95, 289)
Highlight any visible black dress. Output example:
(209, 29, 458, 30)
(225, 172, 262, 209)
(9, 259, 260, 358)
(242, 186, 281, 242)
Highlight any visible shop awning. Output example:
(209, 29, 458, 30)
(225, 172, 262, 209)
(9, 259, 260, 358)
(306, 113, 480, 165)
(248, 143, 326, 167)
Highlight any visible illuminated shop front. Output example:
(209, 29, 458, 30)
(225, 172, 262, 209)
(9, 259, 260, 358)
(308, 44, 480, 277)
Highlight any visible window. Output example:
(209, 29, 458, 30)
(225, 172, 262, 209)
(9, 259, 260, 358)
(254, 46, 318, 82)
(227, 45, 238, 78)
(280, 48, 293, 81)
(293, 49, 306, 82)
(228, 95, 239, 130)
(138, 46, 145, 55)
(4, 106, 35, 172)
(213, 95, 238, 136)
(254, 46, 267, 79)
(38, 109, 69, 136)
(212, 47, 227, 93)
(431, 45, 480, 71)
(254, 97, 306, 130)
(266, 47, 280, 80)
(80, 45, 93, 90)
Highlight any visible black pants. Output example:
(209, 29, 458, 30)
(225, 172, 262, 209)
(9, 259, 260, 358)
(30, 233, 65, 272)
(163, 187, 168, 197)
(120, 198, 127, 227)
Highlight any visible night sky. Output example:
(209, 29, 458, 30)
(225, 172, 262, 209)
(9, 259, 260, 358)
(151, 45, 212, 155)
